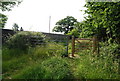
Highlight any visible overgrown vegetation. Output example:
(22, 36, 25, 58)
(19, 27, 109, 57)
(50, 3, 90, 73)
(2, 37, 120, 79)
(6, 31, 46, 50)
(2, 42, 66, 79)
(74, 50, 119, 79)
(2, 1, 120, 80)
(69, 2, 120, 43)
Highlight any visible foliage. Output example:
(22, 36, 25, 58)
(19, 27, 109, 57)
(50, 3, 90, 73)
(12, 57, 72, 79)
(79, 2, 120, 43)
(3, 55, 29, 74)
(0, 13, 8, 28)
(12, 23, 19, 31)
(74, 50, 119, 79)
(6, 31, 46, 50)
(2, 42, 66, 77)
(2, 41, 120, 79)
(0, 0, 22, 28)
(67, 28, 80, 38)
(52, 16, 78, 34)
(0, 0, 22, 11)
(100, 42, 120, 59)
(2, 37, 120, 79)
(28, 43, 66, 59)
(67, 22, 83, 37)
(46, 42, 67, 56)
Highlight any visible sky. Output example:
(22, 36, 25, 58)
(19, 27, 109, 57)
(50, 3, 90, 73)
(3, 0, 87, 34)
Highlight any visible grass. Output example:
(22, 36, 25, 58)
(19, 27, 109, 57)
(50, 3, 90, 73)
(74, 51, 119, 79)
(2, 41, 120, 80)
(12, 57, 73, 79)
(2, 43, 67, 79)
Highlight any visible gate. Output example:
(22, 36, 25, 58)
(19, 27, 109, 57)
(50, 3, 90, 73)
(71, 36, 99, 57)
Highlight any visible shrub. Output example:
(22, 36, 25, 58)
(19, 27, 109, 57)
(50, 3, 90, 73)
(6, 31, 46, 50)
(74, 46, 120, 79)
(100, 42, 120, 59)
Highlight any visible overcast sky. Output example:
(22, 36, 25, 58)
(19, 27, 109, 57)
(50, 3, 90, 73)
(3, 0, 87, 33)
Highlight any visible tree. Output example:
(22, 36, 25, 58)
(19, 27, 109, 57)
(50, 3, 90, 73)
(67, 22, 82, 37)
(0, 0, 22, 11)
(12, 23, 19, 31)
(52, 16, 78, 34)
(0, 13, 8, 28)
(80, 2, 120, 43)
(20, 27, 23, 31)
(0, 0, 22, 28)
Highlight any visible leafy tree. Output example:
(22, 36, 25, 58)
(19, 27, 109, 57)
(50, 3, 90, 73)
(12, 23, 19, 31)
(52, 16, 78, 34)
(81, 2, 120, 43)
(0, 0, 22, 11)
(67, 22, 82, 37)
(0, 0, 22, 28)
(0, 13, 8, 28)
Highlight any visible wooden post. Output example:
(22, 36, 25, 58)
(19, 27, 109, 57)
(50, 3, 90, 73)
(72, 36, 75, 57)
(65, 36, 69, 57)
(93, 35, 99, 54)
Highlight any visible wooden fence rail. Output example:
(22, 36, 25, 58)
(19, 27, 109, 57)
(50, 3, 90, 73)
(71, 36, 99, 57)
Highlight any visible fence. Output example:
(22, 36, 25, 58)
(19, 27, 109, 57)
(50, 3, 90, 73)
(71, 36, 99, 57)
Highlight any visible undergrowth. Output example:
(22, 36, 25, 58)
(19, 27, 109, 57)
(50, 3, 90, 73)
(2, 42, 120, 79)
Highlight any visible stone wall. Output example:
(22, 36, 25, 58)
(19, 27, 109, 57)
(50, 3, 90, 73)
(1, 29, 71, 44)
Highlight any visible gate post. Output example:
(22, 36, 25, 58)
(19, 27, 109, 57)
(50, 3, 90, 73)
(65, 36, 69, 57)
(93, 35, 99, 54)
(72, 36, 75, 57)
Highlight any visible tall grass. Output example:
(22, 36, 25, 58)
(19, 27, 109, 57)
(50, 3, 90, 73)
(2, 41, 120, 79)
(12, 57, 72, 79)
(73, 44, 120, 79)
(2, 42, 66, 79)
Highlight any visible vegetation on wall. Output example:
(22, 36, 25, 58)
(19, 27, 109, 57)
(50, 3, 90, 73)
(6, 31, 46, 50)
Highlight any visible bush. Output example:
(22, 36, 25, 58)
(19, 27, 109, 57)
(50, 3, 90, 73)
(6, 31, 46, 50)
(100, 42, 120, 59)
(74, 45, 120, 79)
(12, 57, 72, 79)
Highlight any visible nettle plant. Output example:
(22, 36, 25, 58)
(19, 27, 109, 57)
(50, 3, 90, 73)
(6, 31, 46, 50)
